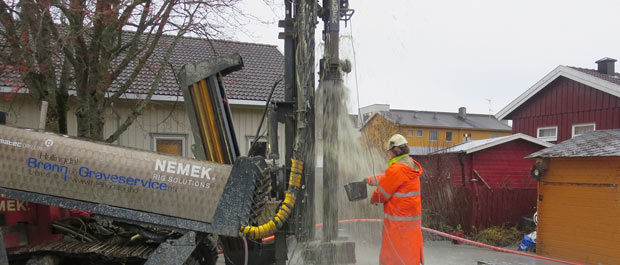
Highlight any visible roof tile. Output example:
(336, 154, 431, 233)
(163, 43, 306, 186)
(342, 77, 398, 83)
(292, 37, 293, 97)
(381, 110, 512, 131)
(0, 34, 285, 102)
(568, 66, 620, 86)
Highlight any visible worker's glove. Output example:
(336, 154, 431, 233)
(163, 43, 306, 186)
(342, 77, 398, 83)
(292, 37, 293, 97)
(365, 174, 385, 186)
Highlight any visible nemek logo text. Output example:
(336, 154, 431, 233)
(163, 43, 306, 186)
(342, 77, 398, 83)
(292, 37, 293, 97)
(154, 159, 213, 180)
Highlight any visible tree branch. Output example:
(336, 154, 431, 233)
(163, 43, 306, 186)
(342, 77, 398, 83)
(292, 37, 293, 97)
(105, 0, 175, 106)
(105, 26, 185, 143)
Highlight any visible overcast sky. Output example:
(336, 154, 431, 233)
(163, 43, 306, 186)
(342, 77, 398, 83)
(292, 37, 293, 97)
(235, 0, 620, 115)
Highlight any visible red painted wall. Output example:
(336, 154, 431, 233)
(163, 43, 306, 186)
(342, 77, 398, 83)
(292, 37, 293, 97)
(470, 140, 543, 189)
(429, 139, 543, 188)
(508, 77, 620, 143)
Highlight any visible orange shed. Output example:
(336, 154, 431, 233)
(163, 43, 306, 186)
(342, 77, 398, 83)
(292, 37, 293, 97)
(527, 130, 620, 265)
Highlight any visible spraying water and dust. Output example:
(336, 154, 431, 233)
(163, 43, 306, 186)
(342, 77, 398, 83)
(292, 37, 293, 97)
(315, 78, 386, 227)
(281, 77, 387, 265)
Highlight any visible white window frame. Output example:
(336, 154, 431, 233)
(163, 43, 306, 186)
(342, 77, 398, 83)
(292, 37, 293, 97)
(407, 129, 415, 137)
(247, 136, 268, 157)
(152, 134, 187, 157)
(537, 126, 558, 142)
(429, 130, 438, 142)
(416, 129, 423, 137)
(572, 123, 596, 138)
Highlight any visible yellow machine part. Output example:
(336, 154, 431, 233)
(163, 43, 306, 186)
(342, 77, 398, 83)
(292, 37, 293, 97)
(240, 159, 303, 239)
(189, 80, 229, 164)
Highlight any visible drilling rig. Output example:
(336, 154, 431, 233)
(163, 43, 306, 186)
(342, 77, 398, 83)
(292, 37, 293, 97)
(0, 1, 354, 265)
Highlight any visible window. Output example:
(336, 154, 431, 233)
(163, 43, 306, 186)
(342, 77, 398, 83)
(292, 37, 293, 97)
(247, 136, 268, 157)
(572, 123, 595, 138)
(537, 126, 558, 141)
(416, 129, 423, 137)
(445, 131, 453, 142)
(490, 132, 500, 138)
(429, 130, 438, 141)
(407, 129, 414, 137)
(153, 134, 186, 156)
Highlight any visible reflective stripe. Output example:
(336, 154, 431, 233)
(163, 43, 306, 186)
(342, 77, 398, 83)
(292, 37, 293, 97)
(393, 190, 420, 197)
(384, 213, 422, 221)
(377, 185, 391, 199)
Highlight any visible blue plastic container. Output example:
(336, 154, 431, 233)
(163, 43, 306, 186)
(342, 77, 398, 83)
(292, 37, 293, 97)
(518, 235, 536, 251)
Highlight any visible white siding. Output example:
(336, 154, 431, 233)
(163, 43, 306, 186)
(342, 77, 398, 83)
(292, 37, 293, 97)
(1, 96, 285, 161)
(231, 105, 286, 160)
(0, 95, 40, 129)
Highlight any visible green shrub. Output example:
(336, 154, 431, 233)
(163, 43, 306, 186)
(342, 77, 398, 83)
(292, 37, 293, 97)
(471, 226, 521, 247)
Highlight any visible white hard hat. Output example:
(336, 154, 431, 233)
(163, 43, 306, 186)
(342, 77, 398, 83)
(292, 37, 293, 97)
(385, 134, 408, 151)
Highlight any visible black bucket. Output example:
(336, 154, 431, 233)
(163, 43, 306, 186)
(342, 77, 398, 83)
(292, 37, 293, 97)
(344, 181, 368, 201)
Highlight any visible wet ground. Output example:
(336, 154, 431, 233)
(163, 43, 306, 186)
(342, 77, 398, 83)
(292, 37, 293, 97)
(354, 241, 564, 265)
(217, 240, 565, 265)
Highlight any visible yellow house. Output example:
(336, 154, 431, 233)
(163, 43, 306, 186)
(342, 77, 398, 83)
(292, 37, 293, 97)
(361, 106, 512, 154)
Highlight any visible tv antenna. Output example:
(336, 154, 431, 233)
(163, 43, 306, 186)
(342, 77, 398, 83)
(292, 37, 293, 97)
(485, 98, 492, 115)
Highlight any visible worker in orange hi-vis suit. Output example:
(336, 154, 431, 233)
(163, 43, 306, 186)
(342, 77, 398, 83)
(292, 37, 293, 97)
(366, 134, 424, 265)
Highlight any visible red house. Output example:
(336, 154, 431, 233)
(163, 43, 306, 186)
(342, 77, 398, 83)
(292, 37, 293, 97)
(496, 58, 620, 143)
(414, 134, 552, 230)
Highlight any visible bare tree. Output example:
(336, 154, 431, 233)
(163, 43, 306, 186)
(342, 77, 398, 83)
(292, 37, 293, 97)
(361, 114, 400, 151)
(0, 0, 247, 141)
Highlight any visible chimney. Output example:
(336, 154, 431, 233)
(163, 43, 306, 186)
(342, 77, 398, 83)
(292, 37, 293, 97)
(596, 57, 617, 75)
(458, 107, 467, 119)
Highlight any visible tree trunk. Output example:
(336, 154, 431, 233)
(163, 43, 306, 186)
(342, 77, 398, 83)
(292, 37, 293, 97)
(47, 89, 69, 135)
(22, 72, 67, 134)
(76, 103, 105, 141)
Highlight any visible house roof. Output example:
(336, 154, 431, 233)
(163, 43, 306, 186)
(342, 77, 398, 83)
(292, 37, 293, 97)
(570, 67, 620, 86)
(379, 110, 512, 131)
(409, 146, 443, 156)
(430, 133, 553, 155)
(527, 130, 620, 158)
(496, 65, 620, 120)
(0, 34, 284, 103)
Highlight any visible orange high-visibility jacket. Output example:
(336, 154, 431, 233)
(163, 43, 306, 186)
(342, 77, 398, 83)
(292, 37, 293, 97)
(371, 156, 424, 265)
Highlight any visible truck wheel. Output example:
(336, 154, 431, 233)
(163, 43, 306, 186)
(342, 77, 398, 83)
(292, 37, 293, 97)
(184, 240, 218, 265)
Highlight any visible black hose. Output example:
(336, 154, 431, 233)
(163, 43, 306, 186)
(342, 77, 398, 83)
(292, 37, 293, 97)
(248, 77, 283, 156)
(51, 223, 98, 242)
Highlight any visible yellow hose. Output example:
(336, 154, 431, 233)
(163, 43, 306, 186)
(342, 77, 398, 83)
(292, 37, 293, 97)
(240, 159, 303, 239)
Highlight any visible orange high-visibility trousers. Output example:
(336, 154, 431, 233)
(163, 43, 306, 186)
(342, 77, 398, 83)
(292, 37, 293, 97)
(380, 218, 423, 265)
(371, 156, 424, 265)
